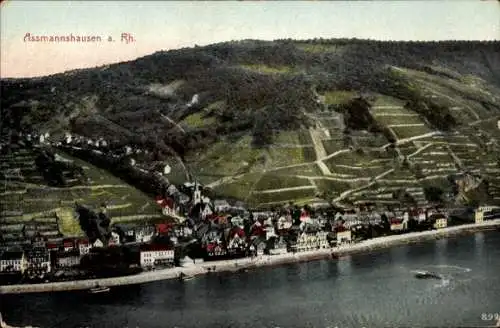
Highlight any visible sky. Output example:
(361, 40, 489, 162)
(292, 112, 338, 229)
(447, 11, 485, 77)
(1, 0, 499, 78)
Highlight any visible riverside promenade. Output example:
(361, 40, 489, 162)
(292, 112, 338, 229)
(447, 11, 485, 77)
(1, 219, 499, 295)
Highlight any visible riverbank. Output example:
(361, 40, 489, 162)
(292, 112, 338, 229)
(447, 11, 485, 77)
(1, 219, 499, 294)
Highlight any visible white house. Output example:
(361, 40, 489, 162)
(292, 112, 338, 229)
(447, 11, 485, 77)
(230, 216, 245, 229)
(135, 226, 155, 243)
(0, 251, 26, 273)
(336, 230, 352, 245)
(475, 205, 500, 222)
(108, 231, 121, 246)
(56, 251, 80, 269)
(228, 231, 246, 252)
(78, 239, 90, 256)
(434, 218, 448, 229)
(417, 209, 426, 222)
(296, 232, 318, 252)
(65, 133, 72, 144)
(201, 203, 213, 219)
(92, 239, 104, 248)
(174, 226, 193, 238)
(157, 197, 178, 217)
(390, 212, 409, 232)
(166, 184, 179, 196)
(214, 200, 231, 212)
(317, 231, 329, 249)
(269, 237, 288, 255)
(187, 94, 199, 108)
(265, 226, 277, 240)
(25, 247, 51, 274)
(139, 245, 175, 268)
(475, 208, 484, 224)
(431, 214, 448, 229)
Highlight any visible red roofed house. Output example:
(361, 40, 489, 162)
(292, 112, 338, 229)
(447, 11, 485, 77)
(156, 223, 173, 235)
(139, 244, 175, 269)
(250, 222, 266, 237)
(62, 239, 75, 252)
(46, 242, 59, 252)
(410, 208, 426, 222)
(227, 226, 247, 255)
(390, 217, 404, 232)
(229, 226, 246, 239)
(156, 196, 177, 216)
(300, 209, 311, 223)
(390, 211, 409, 232)
(205, 240, 228, 258)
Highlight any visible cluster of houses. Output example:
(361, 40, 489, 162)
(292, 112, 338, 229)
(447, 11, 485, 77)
(2, 131, 500, 283)
(2, 172, 500, 281)
(0, 236, 90, 279)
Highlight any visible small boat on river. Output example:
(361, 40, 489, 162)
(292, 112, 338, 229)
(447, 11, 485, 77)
(179, 272, 195, 282)
(414, 270, 442, 280)
(89, 284, 110, 294)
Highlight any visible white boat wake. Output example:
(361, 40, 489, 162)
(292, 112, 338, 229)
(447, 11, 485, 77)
(411, 265, 475, 290)
(433, 277, 451, 288)
(429, 265, 472, 273)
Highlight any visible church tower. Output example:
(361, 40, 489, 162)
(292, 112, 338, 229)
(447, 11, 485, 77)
(193, 181, 201, 205)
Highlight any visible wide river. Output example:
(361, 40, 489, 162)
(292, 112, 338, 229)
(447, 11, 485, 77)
(2, 231, 500, 328)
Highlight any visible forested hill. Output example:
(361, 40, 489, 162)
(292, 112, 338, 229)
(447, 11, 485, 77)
(2, 39, 500, 207)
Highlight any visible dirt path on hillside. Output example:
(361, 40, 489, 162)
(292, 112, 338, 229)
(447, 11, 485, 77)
(254, 185, 316, 194)
(160, 113, 186, 134)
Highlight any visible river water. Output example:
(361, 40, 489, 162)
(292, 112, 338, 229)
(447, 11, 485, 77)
(2, 231, 500, 328)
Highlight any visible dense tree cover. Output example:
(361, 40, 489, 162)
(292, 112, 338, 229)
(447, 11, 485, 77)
(34, 149, 87, 187)
(62, 146, 170, 198)
(423, 186, 445, 202)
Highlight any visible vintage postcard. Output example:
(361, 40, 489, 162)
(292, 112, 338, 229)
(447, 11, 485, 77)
(1, 1, 500, 327)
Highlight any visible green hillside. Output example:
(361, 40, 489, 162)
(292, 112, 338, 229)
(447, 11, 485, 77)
(2, 39, 500, 208)
(0, 148, 162, 231)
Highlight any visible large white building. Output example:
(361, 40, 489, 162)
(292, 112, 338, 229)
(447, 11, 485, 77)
(296, 231, 330, 252)
(139, 245, 175, 269)
(336, 230, 352, 245)
(0, 251, 26, 273)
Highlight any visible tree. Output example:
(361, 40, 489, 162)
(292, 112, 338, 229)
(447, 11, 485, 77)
(424, 186, 444, 202)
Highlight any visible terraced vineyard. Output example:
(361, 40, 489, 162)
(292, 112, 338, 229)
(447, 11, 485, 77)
(204, 81, 500, 208)
(0, 147, 162, 235)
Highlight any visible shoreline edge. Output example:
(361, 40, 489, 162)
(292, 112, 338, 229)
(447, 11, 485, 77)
(1, 219, 499, 295)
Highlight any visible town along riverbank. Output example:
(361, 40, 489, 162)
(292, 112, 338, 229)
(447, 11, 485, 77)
(1, 219, 499, 295)
(3, 229, 500, 328)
